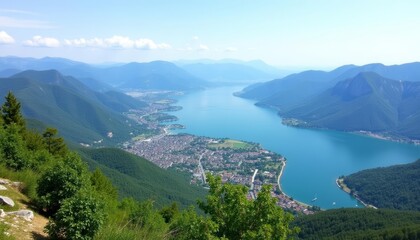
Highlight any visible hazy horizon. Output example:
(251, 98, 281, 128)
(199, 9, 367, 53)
(1, 1, 420, 69)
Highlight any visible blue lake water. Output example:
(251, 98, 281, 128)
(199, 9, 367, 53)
(171, 86, 420, 209)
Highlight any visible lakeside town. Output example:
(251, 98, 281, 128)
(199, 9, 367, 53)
(122, 91, 315, 215)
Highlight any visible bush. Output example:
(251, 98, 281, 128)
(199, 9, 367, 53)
(46, 192, 105, 240)
(37, 153, 90, 215)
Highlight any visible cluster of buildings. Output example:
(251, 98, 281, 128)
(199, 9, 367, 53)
(123, 94, 314, 215)
(126, 133, 314, 215)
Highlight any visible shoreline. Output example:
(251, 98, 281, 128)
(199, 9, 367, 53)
(281, 117, 420, 146)
(336, 178, 377, 209)
(277, 161, 312, 209)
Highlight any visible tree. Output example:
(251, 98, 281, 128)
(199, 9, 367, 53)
(24, 131, 46, 152)
(90, 168, 118, 200)
(196, 174, 298, 239)
(45, 191, 105, 240)
(169, 206, 219, 240)
(129, 200, 167, 232)
(245, 185, 297, 239)
(1, 91, 25, 130)
(0, 124, 30, 170)
(42, 128, 67, 156)
(160, 202, 180, 223)
(198, 174, 250, 239)
(37, 153, 90, 216)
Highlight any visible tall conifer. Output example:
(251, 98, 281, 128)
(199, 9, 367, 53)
(1, 91, 25, 130)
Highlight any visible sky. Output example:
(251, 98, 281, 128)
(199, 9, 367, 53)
(1, 0, 420, 69)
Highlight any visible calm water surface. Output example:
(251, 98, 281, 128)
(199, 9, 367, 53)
(171, 86, 420, 209)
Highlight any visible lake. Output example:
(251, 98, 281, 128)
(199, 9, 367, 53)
(171, 86, 420, 209)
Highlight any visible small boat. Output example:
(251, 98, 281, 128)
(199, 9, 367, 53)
(332, 202, 336, 205)
(311, 194, 317, 202)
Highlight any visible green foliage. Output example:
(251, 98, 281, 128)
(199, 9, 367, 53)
(23, 130, 46, 152)
(160, 202, 180, 223)
(1, 91, 25, 130)
(37, 153, 90, 216)
(129, 200, 168, 233)
(292, 208, 420, 240)
(169, 206, 219, 240)
(0, 165, 39, 200)
(46, 191, 106, 240)
(344, 159, 420, 211)
(90, 168, 118, 200)
(192, 174, 296, 240)
(79, 147, 206, 207)
(0, 124, 30, 170)
(0, 92, 110, 239)
(42, 128, 68, 156)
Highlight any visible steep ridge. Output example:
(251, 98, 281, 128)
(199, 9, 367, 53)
(0, 70, 146, 144)
(282, 72, 420, 138)
(237, 62, 420, 111)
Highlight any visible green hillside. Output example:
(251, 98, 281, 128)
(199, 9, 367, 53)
(78, 147, 206, 207)
(292, 208, 420, 240)
(0, 70, 146, 144)
(282, 72, 420, 139)
(343, 159, 420, 211)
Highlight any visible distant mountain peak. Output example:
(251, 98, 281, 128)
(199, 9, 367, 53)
(331, 72, 394, 100)
(12, 69, 65, 84)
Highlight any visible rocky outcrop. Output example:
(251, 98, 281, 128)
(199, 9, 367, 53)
(0, 196, 14, 207)
(7, 210, 34, 221)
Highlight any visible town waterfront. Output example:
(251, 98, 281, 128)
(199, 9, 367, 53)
(171, 86, 420, 209)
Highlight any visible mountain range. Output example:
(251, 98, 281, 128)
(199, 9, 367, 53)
(175, 59, 291, 83)
(0, 69, 146, 144)
(0, 56, 284, 90)
(175, 58, 292, 77)
(237, 63, 420, 139)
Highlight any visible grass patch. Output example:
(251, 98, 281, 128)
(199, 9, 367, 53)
(132, 133, 154, 141)
(0, 165, 39, 200)
(208, 139, 254, 150)
(0, 222, 15, 240)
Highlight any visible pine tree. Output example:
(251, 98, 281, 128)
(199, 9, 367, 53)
(1, 91, 25, 130)
(42, 128, 68, 156)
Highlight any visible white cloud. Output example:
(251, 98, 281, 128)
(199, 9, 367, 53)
(0, 16, 55, 29)
(192, 36, 199, 40)
(134, 38, 171, 50)
(64, 36, 170, 50)
(0, 31, 15, 44)
(106, 35, 134, 48)
(23, 36, 60, 48)
(225, 47, 237, 52)
(198, 44, 209, 51)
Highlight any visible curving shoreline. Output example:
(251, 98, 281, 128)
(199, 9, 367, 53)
(277, 161, 312, 209)
(336, 178, 377, 209)
(281, 118, 420, 146)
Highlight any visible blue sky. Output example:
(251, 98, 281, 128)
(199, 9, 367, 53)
(1, 0, 420, 68)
